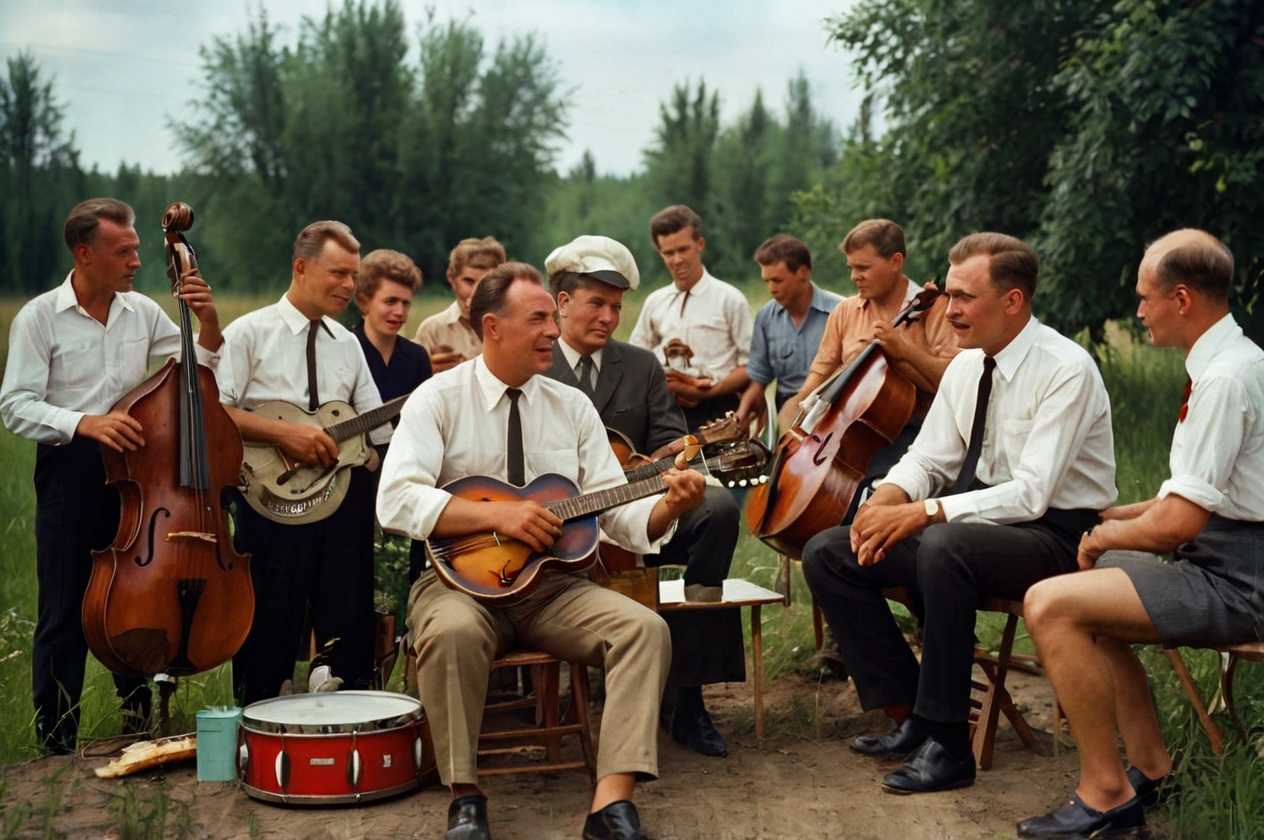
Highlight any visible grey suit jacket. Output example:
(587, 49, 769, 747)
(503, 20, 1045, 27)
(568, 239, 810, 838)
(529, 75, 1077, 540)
(547, 339, 688, 456)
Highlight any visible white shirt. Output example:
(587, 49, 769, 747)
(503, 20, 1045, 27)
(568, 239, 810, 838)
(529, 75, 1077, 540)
(1160, 314, 1264, 520)
(555, 338, 604, 384)
(885, 316, 1117, 523)
(216, 295, 386, 444)
(628, 268, 753, 380)
(0, 272, 219, 445)
(377, 356, 670, 553)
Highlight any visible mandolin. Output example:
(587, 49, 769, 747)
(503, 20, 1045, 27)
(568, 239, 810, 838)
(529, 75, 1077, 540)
(240, 393, 410, 524)
(428, 443, 699, 603)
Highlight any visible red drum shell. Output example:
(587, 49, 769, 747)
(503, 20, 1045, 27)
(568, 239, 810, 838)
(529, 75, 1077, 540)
(238, 691, 433, 805)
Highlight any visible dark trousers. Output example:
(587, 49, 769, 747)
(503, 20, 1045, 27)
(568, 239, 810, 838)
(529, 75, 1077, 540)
(231, 466, 376, 706)
(681, 393, 741, 437)
(33, 439, 149, 751)
(802, 509, 1095, 722)
(647, 486, 746, 695)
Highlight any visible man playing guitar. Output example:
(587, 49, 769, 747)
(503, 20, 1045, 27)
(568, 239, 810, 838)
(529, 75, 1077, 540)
(217, 220, 385, 704)
(377, 263, 705, 840)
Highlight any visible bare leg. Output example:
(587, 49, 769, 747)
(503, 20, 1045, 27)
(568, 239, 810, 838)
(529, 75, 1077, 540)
(1099, 636, 1173, 780)
(1024, 568, 1164, 812)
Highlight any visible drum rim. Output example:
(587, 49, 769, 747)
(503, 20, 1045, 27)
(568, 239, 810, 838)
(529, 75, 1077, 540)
(241, 690, 422, 733)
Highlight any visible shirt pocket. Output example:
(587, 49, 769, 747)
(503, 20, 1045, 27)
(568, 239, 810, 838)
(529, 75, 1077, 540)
(117, 337, 151, 390)
(764, 331, 802, 376)
(996, 417, 1035, 475)
(529, 449, 581, 485)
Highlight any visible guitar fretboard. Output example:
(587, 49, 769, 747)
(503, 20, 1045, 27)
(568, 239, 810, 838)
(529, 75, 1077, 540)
(324, 393, 410, 443)
(545, 474, 666, 522)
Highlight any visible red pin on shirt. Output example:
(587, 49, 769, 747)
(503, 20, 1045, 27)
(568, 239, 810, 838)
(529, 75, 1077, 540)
(1179, 378, 1192, 423)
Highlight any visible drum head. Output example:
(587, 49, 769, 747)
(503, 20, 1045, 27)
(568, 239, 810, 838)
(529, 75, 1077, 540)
(242, 690, 422, 734)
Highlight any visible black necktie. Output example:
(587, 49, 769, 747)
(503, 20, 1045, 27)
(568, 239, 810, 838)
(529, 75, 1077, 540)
(306, 320, 321, 411)
(505, 388, 525, 486)
(952, 355, 996, 494)
(576, 355, 595, 397)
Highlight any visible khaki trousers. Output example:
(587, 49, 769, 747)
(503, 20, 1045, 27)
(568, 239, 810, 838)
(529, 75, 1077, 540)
(408, 569, 670, 785)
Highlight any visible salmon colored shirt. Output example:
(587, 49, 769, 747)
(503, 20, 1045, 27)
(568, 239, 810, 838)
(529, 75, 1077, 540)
(807, 278, 957, 417)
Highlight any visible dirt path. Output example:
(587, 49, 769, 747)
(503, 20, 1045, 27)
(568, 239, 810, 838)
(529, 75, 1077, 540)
(1, 672, 1121, 840)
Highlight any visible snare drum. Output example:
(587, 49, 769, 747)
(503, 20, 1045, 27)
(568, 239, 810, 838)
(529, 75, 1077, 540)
(238, 691, 435, 804)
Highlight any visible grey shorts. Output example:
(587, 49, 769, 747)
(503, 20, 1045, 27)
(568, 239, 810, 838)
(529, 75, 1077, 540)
(1098, 517, 1264, 648)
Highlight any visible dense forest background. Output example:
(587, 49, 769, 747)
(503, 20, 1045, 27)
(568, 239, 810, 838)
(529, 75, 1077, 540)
(2, 0, 1262, 343)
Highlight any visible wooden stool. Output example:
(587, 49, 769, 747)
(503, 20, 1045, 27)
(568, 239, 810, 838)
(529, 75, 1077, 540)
(881, 588, 1038, 770)
(404, 646, 597, 783)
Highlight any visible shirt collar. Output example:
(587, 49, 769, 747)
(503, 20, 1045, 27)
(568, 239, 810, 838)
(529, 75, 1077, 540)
(55, 271, 136, 317)
(278, 294, 334, 336)
(556, 337, 603, 372)
(474, 355, 541, 411)
(676, 267, 715, 296)
(858, 277, 920, 312)
(1186, 313, 1241, 383)
(809, 283, 839, 314)
(990, 315, 1040, 382)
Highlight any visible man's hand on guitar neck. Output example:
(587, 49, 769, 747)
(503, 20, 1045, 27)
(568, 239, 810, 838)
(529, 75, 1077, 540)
(647, 468, 706, 542)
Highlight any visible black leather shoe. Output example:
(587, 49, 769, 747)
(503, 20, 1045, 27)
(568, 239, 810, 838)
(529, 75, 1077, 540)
(583, 800, 646, 840)
(447, 794, 492, 840)
(1017, 792, 1145, 838)
(671, 708, 728, 757)
(851, 715, 928, 760)
(1126, 766, 1179, 808)
(880, 737, 976, 794)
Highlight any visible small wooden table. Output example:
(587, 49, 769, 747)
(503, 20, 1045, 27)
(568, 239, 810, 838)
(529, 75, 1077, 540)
(658, 578, 785, 739)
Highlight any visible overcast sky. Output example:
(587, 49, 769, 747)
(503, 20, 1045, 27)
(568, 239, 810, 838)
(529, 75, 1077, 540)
(0, 0, 863, 178)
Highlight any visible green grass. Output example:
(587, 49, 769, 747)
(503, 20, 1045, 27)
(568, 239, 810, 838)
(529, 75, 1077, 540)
(2, 288, 1262, 837)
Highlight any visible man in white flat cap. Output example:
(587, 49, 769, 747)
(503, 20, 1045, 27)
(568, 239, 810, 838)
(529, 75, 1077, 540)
(545, 235, 743, 759)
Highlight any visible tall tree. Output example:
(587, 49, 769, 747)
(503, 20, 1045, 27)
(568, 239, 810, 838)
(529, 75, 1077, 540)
(1038, 0, 1264, 342)
(0, 52, 79, 292)
(643, 81, 721, 220)
(808, 0, 1264, 342)
(174, 2, 568, 290)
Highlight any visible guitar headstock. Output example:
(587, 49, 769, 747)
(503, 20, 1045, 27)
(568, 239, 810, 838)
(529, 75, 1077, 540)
(695, 412, 745, 446)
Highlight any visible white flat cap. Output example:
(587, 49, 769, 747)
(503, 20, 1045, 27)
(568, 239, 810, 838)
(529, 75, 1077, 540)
(545, 234, 640, 291)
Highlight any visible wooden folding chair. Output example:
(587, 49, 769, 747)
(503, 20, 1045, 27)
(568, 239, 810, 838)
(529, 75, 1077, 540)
(1163, 641, 1264, 754)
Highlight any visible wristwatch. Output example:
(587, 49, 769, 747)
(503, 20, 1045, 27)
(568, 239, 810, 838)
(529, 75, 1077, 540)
(924, 498, 940, 518)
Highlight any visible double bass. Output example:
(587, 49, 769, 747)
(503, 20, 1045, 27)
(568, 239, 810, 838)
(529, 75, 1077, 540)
(82, 202, 254, 677)
(746, 288, 941, 558)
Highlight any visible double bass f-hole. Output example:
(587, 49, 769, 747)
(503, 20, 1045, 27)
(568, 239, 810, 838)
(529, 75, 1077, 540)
(810, 432, 833, 467)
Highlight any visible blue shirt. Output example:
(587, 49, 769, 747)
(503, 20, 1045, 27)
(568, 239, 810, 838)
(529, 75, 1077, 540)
(747, 283, 845, 400)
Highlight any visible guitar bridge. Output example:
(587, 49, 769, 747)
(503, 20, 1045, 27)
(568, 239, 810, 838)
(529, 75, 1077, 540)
(166, 531, 216, 544)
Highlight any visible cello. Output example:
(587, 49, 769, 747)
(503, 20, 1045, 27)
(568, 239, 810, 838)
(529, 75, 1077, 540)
(82, 202, 254, 677)
(746, 288, 941, 558)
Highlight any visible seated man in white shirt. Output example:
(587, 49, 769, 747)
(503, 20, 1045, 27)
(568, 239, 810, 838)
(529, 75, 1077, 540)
(0, 198, 222, 752)
(802, 232, 1117, 795)
(378, 262, 706, 840)
(1018, 230, 1263, 839)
